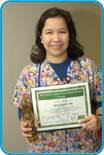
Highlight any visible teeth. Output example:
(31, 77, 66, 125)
(51, 45, 61, 46)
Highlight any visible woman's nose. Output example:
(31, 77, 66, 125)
(52, 33, 61, 41)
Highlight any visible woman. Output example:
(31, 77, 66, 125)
(13, 7, 102, 153)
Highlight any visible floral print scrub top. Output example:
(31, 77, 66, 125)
(13, 57, 102, 153)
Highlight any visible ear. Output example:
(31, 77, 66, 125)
(40, 35, 43, 44)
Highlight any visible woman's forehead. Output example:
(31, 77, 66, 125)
(43, 17, 68, 29)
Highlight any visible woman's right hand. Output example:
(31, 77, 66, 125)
(20, 119, 33, 141)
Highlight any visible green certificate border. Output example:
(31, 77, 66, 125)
(31, 82, 91, 131)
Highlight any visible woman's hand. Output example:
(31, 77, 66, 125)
(20, 118, 38, 142)
(20, 119, 33, 142)
(80, 114, 102, 133)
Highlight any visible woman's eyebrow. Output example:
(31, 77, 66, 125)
(44, 28, 67, 31)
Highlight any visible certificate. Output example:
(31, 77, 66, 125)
(31, 82, 91, 131)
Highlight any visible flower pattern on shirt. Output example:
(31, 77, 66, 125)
(13, 57, 102, 153)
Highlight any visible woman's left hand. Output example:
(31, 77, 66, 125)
(80, 114, 100, 133)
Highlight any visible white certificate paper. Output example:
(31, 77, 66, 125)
(31, 82, 91, 131)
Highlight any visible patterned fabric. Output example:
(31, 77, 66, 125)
(13, 57, 102, 153)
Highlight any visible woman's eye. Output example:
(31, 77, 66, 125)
(45, 32, 52, 34)
(60, 31, 66, 34)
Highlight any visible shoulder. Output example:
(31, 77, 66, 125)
(22, 63, 38, 71)
(76, 56, 96, 68)
(19, 63, 38, 79)
(77, 57, 102, 75)
(77, 56, 93, 64)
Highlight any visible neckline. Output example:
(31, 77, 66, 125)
(47, 58, 71, 82)
(49, 58, 70, 66)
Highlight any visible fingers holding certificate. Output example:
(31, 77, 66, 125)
(31, 82, 91, 131)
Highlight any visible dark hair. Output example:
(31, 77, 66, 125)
(30, 7, 84, 63)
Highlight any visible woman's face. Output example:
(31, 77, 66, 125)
(40, 17, 70, 59)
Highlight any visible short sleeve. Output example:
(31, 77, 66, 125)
(91, 60, 102, 110)
(13, 64, 37, 108)
(79, 57, 102, 113)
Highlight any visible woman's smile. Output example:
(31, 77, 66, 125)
(50, 43, 63, 49)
